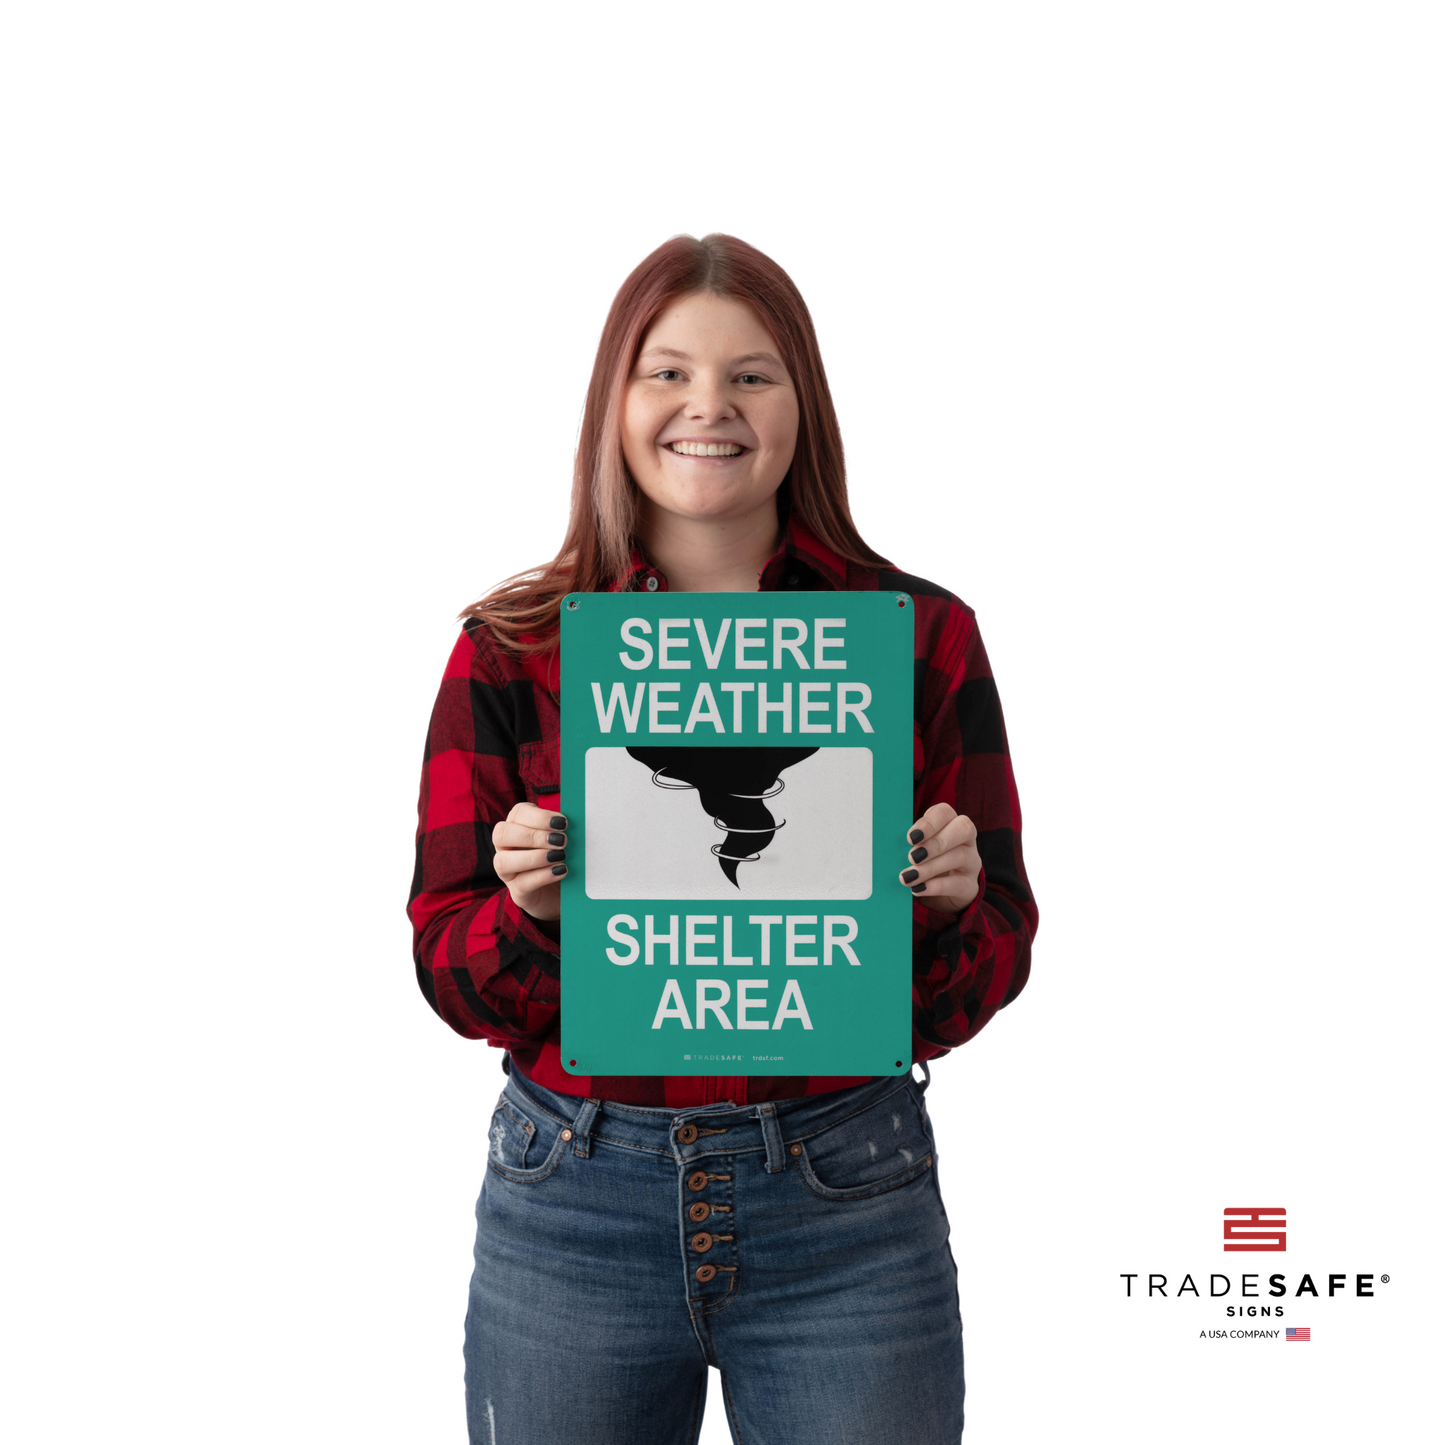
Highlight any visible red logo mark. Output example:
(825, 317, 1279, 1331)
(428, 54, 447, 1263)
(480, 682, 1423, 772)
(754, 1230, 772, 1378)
(1223, 1207, 1286, 1251)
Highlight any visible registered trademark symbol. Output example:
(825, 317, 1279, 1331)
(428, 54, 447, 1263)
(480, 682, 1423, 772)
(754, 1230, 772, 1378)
(1381, 1274, 1390, 1283)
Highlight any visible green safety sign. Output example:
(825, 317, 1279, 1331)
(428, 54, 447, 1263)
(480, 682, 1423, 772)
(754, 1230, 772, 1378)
(560, 592, 915, 1077)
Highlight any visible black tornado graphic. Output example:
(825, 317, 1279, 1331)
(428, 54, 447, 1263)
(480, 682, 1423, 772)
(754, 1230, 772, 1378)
(625, 746, 819, 887)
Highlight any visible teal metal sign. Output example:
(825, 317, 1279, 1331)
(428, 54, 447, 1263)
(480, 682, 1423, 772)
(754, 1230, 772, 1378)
(560, 592, 915, 1077)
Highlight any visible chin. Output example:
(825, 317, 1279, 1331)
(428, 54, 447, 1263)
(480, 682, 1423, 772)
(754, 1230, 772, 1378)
(657, 476, 780, 517)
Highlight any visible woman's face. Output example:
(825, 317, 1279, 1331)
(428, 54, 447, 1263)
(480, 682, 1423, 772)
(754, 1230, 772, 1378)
(621, 291, 799, 528)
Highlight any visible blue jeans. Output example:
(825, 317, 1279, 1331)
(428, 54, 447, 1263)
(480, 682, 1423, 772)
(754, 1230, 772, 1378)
(464, 1062, 964, 1443)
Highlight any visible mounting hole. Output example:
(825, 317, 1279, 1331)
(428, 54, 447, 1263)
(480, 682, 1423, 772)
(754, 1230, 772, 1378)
(567, 599, 579, 611)
(569, 1060, 577, 1067)
(896, 595, 908, 608)
(895, 1060, 903, 1067)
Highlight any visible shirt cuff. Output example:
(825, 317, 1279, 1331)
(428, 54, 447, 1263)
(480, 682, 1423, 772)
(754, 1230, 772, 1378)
(912, 865, 988, 948)
(502, 892, 562, 953)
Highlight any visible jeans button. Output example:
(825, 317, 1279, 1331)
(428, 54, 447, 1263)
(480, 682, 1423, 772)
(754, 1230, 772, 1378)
(689, 1201, 711, 1223)
(677, 1124, 699, 1145)
(695, 1265, 717, 1283)
(691, 1232, 714, 1253)
(687, 1171, 709, 1192)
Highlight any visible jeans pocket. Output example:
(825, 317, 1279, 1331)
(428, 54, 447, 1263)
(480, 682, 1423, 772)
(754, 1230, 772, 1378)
(487, 1096, 538, 1170)
(793, 1086, 935, 1201)
(486, 1094, 571, 1184)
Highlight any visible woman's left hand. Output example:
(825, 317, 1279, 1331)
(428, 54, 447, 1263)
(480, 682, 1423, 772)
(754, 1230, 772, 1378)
(898, 803, 982, 914)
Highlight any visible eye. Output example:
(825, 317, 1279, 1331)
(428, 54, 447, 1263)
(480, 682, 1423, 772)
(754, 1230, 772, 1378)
(653, 368, 683, 382)
(737, 372, 769, 386)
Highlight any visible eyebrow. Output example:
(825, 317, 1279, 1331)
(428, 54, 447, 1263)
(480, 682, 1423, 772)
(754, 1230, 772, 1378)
(639, 348, 784, 367)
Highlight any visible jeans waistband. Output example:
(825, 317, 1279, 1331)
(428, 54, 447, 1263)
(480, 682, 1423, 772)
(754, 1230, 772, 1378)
(501, 1064, 928, 1170)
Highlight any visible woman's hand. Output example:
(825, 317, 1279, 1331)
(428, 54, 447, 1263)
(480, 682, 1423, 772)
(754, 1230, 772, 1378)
(898, 803, 981, 915)
(492, 803, 569, 923)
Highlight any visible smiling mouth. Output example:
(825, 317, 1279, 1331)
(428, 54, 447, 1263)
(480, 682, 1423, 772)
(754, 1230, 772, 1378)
(667, 441, 746, 457)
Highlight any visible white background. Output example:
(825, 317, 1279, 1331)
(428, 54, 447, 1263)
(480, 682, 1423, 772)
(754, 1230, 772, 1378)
(585, 746, 872, 899)
(2, 3, 1440, 1442)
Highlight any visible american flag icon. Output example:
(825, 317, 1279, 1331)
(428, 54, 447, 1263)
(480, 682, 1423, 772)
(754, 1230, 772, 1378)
(1286, 1327, 1311, 1342)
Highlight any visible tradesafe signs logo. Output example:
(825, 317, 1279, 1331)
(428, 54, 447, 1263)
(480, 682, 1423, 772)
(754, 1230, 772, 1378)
(1223, 1206, 1286, 1251)
(1120, 1205, 1391, 1342)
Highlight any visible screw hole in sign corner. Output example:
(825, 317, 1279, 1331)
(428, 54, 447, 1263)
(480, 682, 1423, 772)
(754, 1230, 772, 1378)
(567, 599, 579, 611)
(569, 1060, 577, 1067)
(896, 595, 908, 608)
(895, 1060, 903, 1067)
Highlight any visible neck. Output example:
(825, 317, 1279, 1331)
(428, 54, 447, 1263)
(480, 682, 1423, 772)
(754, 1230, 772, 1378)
(637, 497, 782, 593)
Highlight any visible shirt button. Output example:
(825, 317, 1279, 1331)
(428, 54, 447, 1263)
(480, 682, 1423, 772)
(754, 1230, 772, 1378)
(785, 573, 800, 587)
(645, 576, 659, 592)
(687, 1171, 709, 1192)
(691, 1232, 714, 1253)
(695, 1265, 717, 1283)
(689, 1201, 711, 1223)
(677, 1124, 698, 1145)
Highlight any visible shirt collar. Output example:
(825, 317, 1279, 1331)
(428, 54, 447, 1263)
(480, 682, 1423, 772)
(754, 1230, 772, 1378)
(614, 514, 846, 595)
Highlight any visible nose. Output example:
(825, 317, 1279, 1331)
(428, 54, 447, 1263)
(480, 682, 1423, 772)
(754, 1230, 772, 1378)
(683, 373, 736, 424)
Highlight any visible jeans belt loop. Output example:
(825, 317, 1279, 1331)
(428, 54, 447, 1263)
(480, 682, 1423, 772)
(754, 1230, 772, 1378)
(756, 1101, 787, 1173)
(571, 1098, 601, 1158)
(915, 1058, 931, 1093)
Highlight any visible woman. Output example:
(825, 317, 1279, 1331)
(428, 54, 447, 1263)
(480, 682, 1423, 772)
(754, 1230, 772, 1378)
(408, 234, 1037, 1444)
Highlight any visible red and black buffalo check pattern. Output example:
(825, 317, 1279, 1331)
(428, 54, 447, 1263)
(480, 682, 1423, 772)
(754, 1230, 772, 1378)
(408, 518, 1038, 1106)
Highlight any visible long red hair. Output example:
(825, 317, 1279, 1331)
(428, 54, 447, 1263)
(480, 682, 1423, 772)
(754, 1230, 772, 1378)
(465, 233, 884, 649)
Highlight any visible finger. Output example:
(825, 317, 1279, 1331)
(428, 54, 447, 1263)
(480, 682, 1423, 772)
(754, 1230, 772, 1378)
(906, 802, 958, 847)
(899, 840, 978, 888)
(904, 813, 977, 866)
(493, 819, 569, 851)
(494, 846, 568, 883)
(506, 802, 569, 833)
(507, 861, 569, 897)
(900, 860, 981, 909)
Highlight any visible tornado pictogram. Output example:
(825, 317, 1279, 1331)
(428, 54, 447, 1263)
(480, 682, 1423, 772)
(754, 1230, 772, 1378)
(624, 746, 819, 886)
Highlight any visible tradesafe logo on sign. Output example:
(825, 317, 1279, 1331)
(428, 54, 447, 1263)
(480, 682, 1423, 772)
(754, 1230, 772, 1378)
(1119, 1205, 1391, 1340)
(1224, 1207, 1286, 1251)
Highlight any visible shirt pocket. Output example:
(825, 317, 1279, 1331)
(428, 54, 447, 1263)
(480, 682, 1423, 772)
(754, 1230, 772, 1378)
(792, 1087, 936, 1202)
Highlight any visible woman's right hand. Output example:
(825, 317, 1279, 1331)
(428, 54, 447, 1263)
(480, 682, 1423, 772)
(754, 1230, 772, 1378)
(491, 803, 569, 922)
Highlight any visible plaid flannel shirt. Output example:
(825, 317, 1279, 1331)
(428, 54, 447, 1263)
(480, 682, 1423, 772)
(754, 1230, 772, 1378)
(408, 518, 1037, 1106)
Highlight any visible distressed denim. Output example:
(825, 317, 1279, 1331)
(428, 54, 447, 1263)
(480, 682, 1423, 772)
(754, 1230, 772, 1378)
(464, 1062, 964, 1444)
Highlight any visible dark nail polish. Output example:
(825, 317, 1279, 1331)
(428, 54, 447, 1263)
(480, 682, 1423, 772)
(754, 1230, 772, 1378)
(901, 868, 919, 884)
(550, 816, 567, 830)
(911, 882, 927, 894)
(548, 832, 566, 847)
(909, 828, 924, 845)
(910, 846, 928, 864)
(551, 864, 568, 876)
(547, 849, 566, 863)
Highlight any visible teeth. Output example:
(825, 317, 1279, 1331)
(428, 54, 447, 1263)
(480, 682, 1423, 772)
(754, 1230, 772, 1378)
(669, 441, 743, 457)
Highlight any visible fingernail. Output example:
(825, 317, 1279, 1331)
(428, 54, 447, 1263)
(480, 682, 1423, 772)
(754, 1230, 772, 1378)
(909, 828, 924, 845)
(552, 864, 568, 876)
(551, 816, 567, 830)
(901, 868, 919, 884)
(548, 832, 566, 847)
(910, 846, 928, 864)
(547, 849, 566, 863)
(911, 882, 927, 894)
